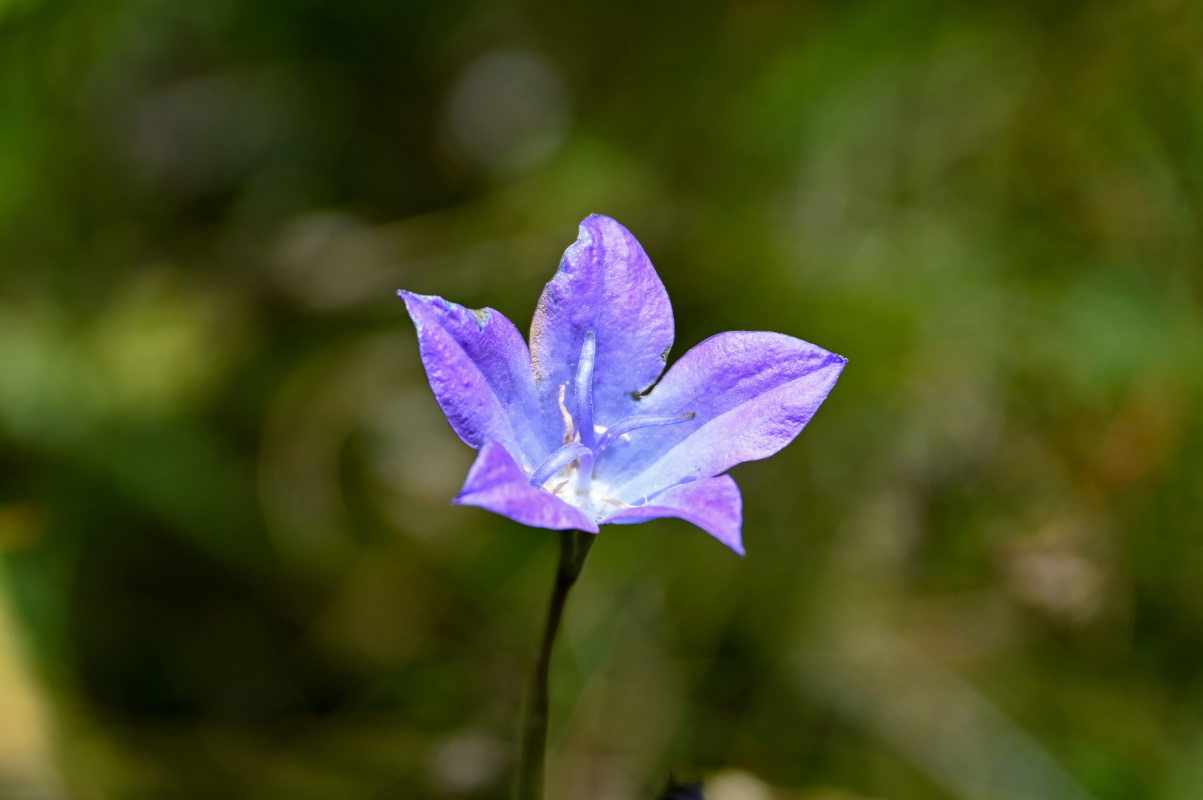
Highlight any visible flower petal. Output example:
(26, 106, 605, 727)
(603, 475, 744, 555)
(454, 441, 600, 533)
(529, 215, 674, 426)
(601, 331, 846, 499)
(400, 291, 556, 467)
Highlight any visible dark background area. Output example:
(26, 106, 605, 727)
(2, 1, 1202, 798)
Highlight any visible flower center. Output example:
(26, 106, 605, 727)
(541, 461, 622, 517)
(525, 331, 694, 517)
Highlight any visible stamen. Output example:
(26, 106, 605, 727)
(595, 412, 696, 452)
(529, 442, 591, 488)
(574, 332, 597, 449)
(557, 384, 574, 443)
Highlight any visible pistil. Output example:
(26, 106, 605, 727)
(574, 332, 597, 449)
(573, 332, 598, 491)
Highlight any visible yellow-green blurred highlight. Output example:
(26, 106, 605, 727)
(3, 0, 1203, 798)
(0, 559, 63, 800)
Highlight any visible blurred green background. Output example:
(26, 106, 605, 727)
(2, 1, 1202, 798)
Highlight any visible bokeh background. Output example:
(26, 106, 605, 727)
(2, 1, 1202, 798)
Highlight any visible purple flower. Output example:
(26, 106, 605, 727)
(399, 215, 845, 555)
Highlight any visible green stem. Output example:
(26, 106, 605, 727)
(515, 529, 595, 800)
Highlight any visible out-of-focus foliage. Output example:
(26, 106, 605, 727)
(2, 1, 1202, 798)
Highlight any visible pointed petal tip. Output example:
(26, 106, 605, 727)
(397, 289, 431, 316)
(398, 289, 441, 307)
(398, 290, 437, 330)
(719, 530, 746, 557)
(573, 214, 645, 248)
(826, 349, 849, 379)
(578, 213, 631, 236)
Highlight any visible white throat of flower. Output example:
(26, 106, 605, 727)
(540, 461, 624, 518)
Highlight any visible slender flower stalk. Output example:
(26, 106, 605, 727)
(516, 530, 594, 800)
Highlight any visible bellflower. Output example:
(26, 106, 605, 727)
(399, 215, 845, 555)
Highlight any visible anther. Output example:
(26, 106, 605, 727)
(557, 384, 574, 443)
